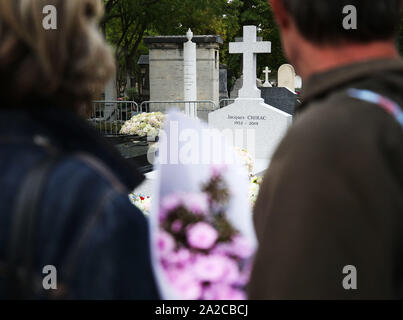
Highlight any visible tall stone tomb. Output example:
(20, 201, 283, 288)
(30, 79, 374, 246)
(144, 34, 223, 107)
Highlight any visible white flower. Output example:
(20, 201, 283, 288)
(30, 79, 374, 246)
(129, 194, 152, 216)
(235, 148, 254, 175)
(248, 176, 263, 207)
(120, 112, 165, 137)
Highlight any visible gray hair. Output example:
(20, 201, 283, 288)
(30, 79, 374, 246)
(0, 0, 115, 110)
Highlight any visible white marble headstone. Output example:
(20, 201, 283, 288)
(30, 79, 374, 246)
(209, 100, 292, 166)
(278, 64, 296, 92)
(295, 75, 303, 89)
(209, 26, 292, 174)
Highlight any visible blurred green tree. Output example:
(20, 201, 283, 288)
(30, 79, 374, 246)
(102, 0, 287, 96)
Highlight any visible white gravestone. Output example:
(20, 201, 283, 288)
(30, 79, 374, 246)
(295, 75, 303, 89)
(209, 26, 292, 174)
(184, 29, 197, 118)
(230, 76, 265, 99)
(278, 64, 296, 92)
(263, 67, 272, 87)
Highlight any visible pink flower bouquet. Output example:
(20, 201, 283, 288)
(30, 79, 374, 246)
(151, 111, 257, 300)
(157, 166, 254, 300)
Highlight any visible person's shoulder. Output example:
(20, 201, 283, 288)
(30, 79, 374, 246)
(294, 89, 394, 141)
(41, 152, 148, 260)
(41, 155, 156, 299)
(40, 152, 147, 231)
(53, 153, 129, 195)
(274, 90, 392, 162)
(43, 152, 139, 223)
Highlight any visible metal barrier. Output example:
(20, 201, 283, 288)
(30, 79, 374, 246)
(88, 101, 139, 135)
(88, 100, 218, 135)
(219, 99, 235, 108)
(139, 100, 218, 122)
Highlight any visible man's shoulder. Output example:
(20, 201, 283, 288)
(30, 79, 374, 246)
(295, 88, 395, 139)
(274, 89, 393, 162)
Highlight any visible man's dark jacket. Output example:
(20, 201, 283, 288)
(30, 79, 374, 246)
(249, 58, 403, 299)
(0, 106, 160, 299)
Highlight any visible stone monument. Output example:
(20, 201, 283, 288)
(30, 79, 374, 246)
(262, 67, 272, 87)
(261, 87, 297, 115)
(295, 75, 303, 90)
(219, 65, 229, 100)
(278, 64, 296, 92)
(209, 26, 292, 174)
(228, 26, 270, 100)
(144, 34, 222, 107)
(183, 29, 197, 118)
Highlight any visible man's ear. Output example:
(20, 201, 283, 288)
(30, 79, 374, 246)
(269, 0, 291, 30)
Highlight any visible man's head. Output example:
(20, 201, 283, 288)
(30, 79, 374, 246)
(270, 0, 402, 78)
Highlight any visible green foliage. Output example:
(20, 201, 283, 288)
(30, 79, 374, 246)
(103, 1, 403, 97)
(102, 0, 288, 95)
(126, 87, 138, 101)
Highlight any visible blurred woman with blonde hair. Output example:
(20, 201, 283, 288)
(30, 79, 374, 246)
(0, 0, 159, 299)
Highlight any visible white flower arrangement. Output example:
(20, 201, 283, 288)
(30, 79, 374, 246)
(120, 112, 165, 137)
(248, 176, 263, 207)
(234, 148, 263, 207)
(235, 147, 254, 176)
(129, 178, 262, 215)
(129, 194, 152, 216)
(128, 148, 263, 216)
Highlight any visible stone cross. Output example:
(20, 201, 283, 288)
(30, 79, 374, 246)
(263, 67, 272, 87)
(229, 26, 271, 99)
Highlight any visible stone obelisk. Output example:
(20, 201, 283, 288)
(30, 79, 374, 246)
(184, 29, 197, 118)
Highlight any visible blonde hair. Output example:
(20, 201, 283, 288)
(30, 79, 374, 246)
(0, 0, 115, 109)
